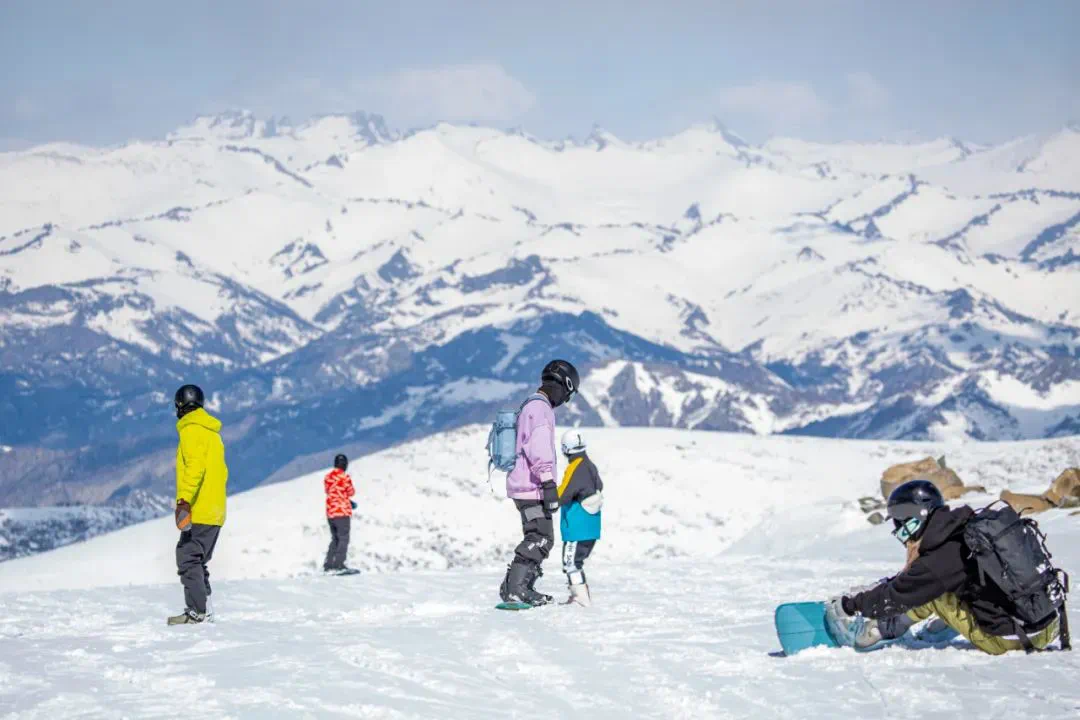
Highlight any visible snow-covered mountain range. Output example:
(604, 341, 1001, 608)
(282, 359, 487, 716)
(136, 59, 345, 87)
(1, 111, 1078, 506)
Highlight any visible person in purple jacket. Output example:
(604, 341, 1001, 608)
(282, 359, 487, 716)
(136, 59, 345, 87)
(499, 359, 581, 606)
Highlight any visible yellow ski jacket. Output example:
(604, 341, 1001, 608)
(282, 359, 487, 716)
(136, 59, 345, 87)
(175, 408, 228, 526)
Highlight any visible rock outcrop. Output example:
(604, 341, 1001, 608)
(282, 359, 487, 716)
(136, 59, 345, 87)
(1000, 468, 1080, 516)
(880, 456, 983, 500)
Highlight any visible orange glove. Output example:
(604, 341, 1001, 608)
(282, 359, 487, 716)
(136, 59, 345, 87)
(175, 499, 192, 531)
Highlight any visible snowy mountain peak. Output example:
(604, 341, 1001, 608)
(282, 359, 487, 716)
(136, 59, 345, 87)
(701, 116, 750, 148)
(505, 125, 541, 144)
(643, 119, 754, 157)
(947, 136, 975, 158)
(169, 109, 265, 141)
(584, 124, 623, 151)
(290, 111, 398, 146)
(168, 110, 399, 146)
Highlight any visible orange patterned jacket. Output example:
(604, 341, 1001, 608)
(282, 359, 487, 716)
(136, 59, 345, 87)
(324, 469, 355, 518)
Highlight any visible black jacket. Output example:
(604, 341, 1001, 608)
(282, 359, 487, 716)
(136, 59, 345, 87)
(558, 452, 602, 508)
(849, 506, 1018, 636)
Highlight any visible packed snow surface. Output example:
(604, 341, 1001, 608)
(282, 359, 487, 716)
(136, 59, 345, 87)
(1, 427, 1078, 718)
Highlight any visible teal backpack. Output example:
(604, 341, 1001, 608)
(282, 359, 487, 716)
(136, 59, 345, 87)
(486, 394, 546, 491)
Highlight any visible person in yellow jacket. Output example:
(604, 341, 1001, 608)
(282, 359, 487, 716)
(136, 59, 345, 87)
(168, 384, 228, 626)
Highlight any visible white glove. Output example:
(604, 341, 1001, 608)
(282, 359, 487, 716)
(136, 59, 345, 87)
(581, 490, 604, 514)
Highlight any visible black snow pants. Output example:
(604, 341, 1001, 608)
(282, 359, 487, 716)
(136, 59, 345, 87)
(324, 516, 351, 570)
(512, 499, 555, 567)
(176, 524, 221, 615)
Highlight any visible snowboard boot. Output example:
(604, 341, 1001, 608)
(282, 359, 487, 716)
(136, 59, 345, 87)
(499, 562, 525, 603)
(565, 582, 592, 607)
(500, 560, 551, 606)
(910, 617, 960, 646)
(326, 566, 358, 576)
(853, 615, 908, 652)
(853, 618, 885, 650)
(167, 609, 207, 626)
(525, 564, 553, 605)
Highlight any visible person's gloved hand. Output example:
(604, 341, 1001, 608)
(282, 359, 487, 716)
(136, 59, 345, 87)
(350, 500, 358, 510)
(541, 481, 560, 516)
(824, 595, 863, 647)
(175, 499, 192, 532)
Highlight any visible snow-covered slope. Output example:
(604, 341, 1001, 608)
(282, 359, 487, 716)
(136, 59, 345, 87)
(1, 428, 1079, 719)
(1, 113, 1078, 506)
(3, 426, 1077, 591)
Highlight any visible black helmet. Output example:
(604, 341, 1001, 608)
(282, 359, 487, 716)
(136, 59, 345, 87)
(334, 454, 348, 471)
(886, 479, 944, 543)
(174, 384, 205, 417)
(541, 359, 580, 399)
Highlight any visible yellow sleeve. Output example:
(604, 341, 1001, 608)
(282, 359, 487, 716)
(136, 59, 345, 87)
(176, 425, 208, 501)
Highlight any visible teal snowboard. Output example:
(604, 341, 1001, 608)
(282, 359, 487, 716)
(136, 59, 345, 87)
(495, 601, 533, 611)
(775, 601, 839, 655)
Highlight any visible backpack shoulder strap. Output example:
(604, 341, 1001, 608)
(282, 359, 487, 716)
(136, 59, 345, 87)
(518, 393, 550, 414)
(1059, 570, 1072, 651)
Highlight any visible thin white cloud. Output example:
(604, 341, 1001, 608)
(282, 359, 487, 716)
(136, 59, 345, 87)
(712, 80, 831, 134)
(845, 71, 891, 112)
(233, 63, 536, 129)
(357, 63, 536, 125)
(228, 74, 351, 120)
(706, 73, 893, 139)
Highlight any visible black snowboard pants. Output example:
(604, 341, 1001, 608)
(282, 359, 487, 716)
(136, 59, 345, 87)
(176, 524, 221, 615)
(512, 499, 554, 567)
(324, 516, 351, 570)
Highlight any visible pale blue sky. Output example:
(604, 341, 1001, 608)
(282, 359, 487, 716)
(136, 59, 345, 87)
(1, 0, 1077, 149)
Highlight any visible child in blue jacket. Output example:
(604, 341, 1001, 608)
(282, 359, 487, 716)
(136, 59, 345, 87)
(558, 429, 604, 606)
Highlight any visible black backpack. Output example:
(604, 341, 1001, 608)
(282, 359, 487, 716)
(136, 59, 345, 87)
(964, 502, 1070, 652)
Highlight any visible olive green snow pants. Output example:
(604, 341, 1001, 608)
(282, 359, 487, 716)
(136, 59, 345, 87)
(907, 592, 1060, 655)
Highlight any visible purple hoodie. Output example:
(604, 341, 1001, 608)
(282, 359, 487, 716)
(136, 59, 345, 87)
(505, 393, 557, 500)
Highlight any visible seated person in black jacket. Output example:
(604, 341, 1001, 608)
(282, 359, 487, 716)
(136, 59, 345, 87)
(825, 480, 1062, 655)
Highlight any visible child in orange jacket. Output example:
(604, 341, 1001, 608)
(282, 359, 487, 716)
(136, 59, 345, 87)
(323, 453, 356, 574)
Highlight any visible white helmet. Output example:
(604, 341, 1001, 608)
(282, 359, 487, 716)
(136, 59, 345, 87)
(561, 429, 586, 455)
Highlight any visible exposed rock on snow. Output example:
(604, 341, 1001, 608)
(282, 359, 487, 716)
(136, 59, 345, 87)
(880, 455, 970, 499)
(1047, 467, 1080, 506)
(999, 467, 1080, 515)
(1000, 489, 1056, 515)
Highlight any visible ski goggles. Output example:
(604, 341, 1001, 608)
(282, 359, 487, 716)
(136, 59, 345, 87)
(892, 517, 922, 544)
